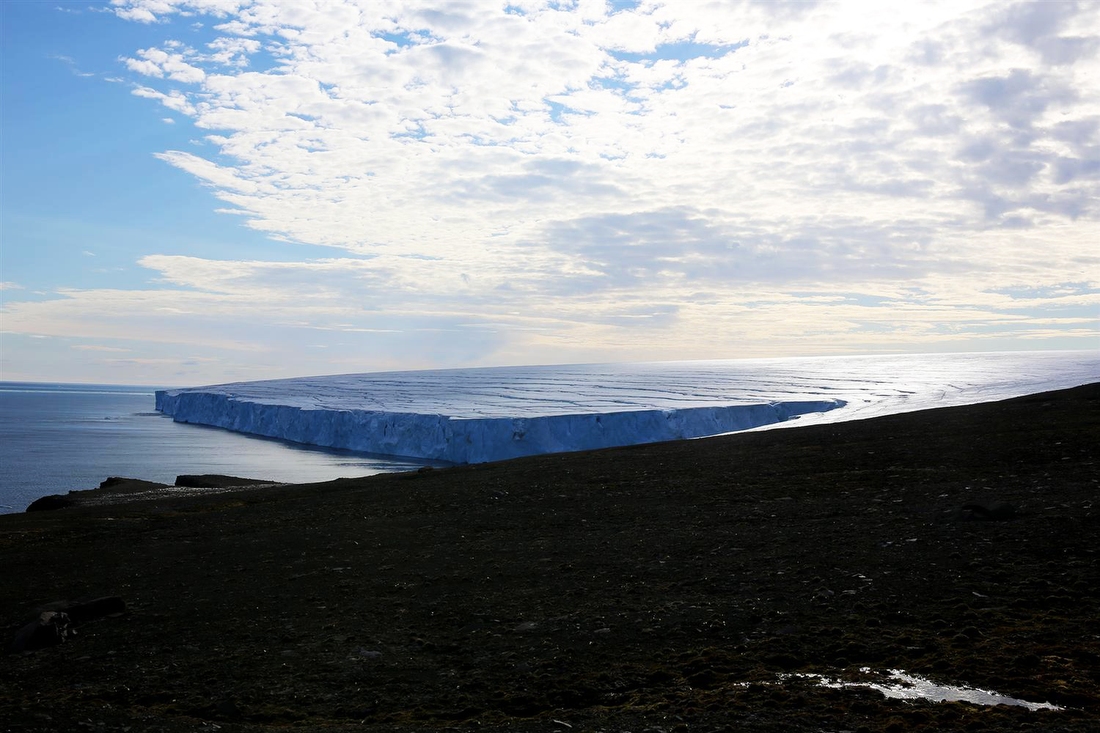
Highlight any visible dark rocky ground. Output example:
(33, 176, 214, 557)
(1, 384, 1098, 732)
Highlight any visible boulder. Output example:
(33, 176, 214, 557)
(96, 477, 169, 493)
(65, 596, 127, 625)
(7, 597, 126, 654)
(25, 495, 76, 512)
(9, 611, 73, 653)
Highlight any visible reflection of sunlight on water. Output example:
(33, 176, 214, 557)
(783, 668, 1061, 710)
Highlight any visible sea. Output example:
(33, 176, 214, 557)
(0, 383, 432, 514)
(1, 351, 1097, 514)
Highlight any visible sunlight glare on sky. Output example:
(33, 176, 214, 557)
(1, 0, 1098, 385)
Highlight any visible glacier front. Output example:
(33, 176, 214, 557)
(155, 352, 1099, 464)
(154, 366, 842, 463)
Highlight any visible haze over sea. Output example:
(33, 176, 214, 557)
(2, 351, 1097, 514)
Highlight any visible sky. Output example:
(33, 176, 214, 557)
(1, 0, 1098, 387)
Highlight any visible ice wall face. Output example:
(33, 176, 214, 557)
(154, 388, 841, 464)
(154, 352, 1099, 464)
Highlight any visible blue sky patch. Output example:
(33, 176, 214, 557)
(379, 31, 420, 51)
(994, 282, 1098, 299)
(610, 39, 748, 64)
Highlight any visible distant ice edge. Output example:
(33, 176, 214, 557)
(155, 390, 845, 464)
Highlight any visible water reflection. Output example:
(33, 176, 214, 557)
(784, 668, 1061, 710)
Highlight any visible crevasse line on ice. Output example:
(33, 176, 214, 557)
(154, 389, 844, 464)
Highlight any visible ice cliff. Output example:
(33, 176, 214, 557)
(154, 364, 844, 463)
(154, 353, 1098, 464)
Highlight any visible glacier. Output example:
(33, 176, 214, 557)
(155, 351, 1100, 464)
(154, 366, 843, 464)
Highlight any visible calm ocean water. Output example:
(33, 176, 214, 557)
(1, 351, 1096, 514)
(0, 383, 431, 514)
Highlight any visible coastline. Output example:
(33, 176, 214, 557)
(2, 383, 1098, 731)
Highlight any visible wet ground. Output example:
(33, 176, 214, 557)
(1, 384, 1098, 731)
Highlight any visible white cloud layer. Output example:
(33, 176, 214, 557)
(6, 0, 1099, 382)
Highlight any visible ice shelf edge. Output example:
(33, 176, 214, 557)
(154, 389, 844, 464)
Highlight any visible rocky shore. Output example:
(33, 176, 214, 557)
(2, 384, 1098, 731)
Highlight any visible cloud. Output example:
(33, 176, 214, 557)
(131, 85, 196, 115)
(123, 46, 206, 83)
(959, 68, 1076, 131)
(49, 53, 96, 77)
(7, 0, 1097, 382)
(985, 0, 1100, 65)
(110, 0, 244, 24)
(532, 206, 951, 294)
(71, 345, 130, 352)
(109, 2, 1098, 248)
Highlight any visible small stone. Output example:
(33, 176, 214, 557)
(959, 502, 1017, 521)
(214, 699, 242, 718)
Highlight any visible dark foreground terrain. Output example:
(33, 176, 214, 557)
(2, 385, 1099, 732)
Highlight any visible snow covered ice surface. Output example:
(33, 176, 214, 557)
(156, 351, 1099, 464)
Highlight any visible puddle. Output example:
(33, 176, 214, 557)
(786, 668, 1061, 711)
